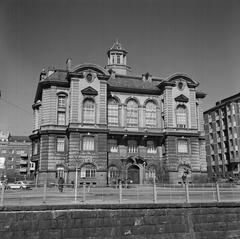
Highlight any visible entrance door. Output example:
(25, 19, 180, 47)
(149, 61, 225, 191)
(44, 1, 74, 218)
(127, 165, 140, 184)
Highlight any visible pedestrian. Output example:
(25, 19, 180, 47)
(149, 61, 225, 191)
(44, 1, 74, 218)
(58, 177, 64, 192)
(71, 180, 74, 189)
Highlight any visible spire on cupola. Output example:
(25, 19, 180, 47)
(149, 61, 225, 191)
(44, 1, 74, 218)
(106, 39, 131, 75)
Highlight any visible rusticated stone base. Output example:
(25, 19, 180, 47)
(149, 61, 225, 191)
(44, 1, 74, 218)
(1, 203, 240, 239)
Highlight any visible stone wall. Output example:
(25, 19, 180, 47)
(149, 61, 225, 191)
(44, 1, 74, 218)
(1, 203, 240, 239)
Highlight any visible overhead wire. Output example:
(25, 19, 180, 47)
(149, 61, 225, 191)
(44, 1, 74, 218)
(0, 93, 32, 115)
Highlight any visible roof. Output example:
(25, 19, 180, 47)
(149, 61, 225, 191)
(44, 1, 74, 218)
(204, 91, 240, 114)
(9, 136, 31, 142)
(107, 39, 127, 55)
(34, 70, 69, 103)
(108, 75, 162, 94)
(44, 70, 68, 83)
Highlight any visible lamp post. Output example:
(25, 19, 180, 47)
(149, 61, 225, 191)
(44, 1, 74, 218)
(70, 153, 82, 203)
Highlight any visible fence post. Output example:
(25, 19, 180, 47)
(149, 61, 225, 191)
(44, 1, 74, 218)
(153, 177, 157, 203)
(215, 181, 220, 202)
(82, 183, 86, 203)
(43, 181, 47, 204)
(0, 185, 4, 206)
(119, 181, 122, 203)
(185, 181, 190, 203)
(74, 167, 78, 203)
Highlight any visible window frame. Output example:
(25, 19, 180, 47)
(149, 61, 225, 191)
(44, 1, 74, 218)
(177, 139, 189, 154)
(176, 104, 188, 128)
(126, 99, 139, 127)
(145, 101, 157, 127)
(82, 136, 95, 151)
(56, 137, 65, 153)
(80, 164, 96, 178)
(108, 139, 118, 153)
(107, 98, 119, 126)
(146, 140, 157, 154)
(83, 98, 95, 124)
(127, 139, 138, 154)
(57, 111, 66, 125)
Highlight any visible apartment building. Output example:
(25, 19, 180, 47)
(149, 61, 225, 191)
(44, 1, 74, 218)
(0, 131, 33, 182)
(204, 93, 240, 178)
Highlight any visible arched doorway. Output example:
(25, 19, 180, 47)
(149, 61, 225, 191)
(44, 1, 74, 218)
(127, 165, 140, 184)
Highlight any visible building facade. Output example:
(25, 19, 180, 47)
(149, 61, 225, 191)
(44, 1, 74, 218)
(204, 93, 240, 179)
(31, 41, 207, 185)
(0, 131, 33, 182)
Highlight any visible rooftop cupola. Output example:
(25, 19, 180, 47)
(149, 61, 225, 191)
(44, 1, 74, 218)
(106, 39, 130, 75)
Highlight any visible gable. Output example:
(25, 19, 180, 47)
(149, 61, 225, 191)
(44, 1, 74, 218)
(81, 86, 98, 96)
(175, 94, 189, 103)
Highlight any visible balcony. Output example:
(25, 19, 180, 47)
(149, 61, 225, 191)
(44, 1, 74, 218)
(20, 153, 28, 158)
(20, 160, 28, 165)
(19, 168, 27, 173)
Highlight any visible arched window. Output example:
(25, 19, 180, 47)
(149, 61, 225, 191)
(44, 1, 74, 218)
(108, 98, 119, 126)
(176, 105, 187, 128)
(80, 164, 96, 178)
(83, 98, 95, 124)
(145, 101, 157, 127)
(108, 166, 119, 179)
(145, 166, 156, 180)
(127, 99, 138, 127)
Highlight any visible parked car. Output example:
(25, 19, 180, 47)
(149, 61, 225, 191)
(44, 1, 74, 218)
(8, 181, 31, 190)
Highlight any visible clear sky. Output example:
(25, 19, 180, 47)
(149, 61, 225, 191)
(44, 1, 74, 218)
(0, 0, 240, 136)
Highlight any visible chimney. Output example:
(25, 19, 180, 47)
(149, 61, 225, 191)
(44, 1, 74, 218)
(66, 58, 72, 71)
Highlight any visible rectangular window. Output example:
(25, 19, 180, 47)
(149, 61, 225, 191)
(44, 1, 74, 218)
(128, 140, 137, 153)
(33, 141, 38, 155)
(146, 140, 157, 154)
(117, 55, 120, 64)
(58, 96, 66, 108)
(58, 112, 66, 125)
(85, 169, 95, 178)
(108, 139, 118, 153)
(83, 102, 95, 124)
(57, 137, 65, 152)
(146, 111, 156, 127)
(108, 105, 118, 125)
(81, 165, 96, 178)
(178, 139, 188, 153)
(83, 136, 94, 151)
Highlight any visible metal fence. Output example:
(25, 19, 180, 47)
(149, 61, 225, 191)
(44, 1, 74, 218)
(1, 182, 240, 206)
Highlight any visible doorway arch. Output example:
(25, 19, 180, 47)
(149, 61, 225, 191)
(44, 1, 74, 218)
(127, 165, 140, 184)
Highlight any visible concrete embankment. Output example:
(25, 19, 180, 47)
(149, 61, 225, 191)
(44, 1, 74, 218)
(1, 202, 240, 238)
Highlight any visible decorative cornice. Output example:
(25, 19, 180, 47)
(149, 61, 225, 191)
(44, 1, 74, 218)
(108, 86, 161, 95)
(196, 91, 207, 99)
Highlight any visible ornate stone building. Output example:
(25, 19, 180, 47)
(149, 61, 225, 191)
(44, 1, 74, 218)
(30, 40, 207, 185)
